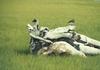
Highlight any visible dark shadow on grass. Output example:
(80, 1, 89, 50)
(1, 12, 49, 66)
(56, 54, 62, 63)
(15, 48, 31, 55)
(15, 48, 38, 56)
(83, 52, 100, 57)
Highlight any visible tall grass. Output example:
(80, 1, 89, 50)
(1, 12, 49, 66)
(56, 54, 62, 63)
(0, 0, 100, 70)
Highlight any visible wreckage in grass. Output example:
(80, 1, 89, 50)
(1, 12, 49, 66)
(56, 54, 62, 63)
(27, 19, 100, 57)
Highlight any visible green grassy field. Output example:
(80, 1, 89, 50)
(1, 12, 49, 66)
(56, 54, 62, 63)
(0, 0, 100, 70)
